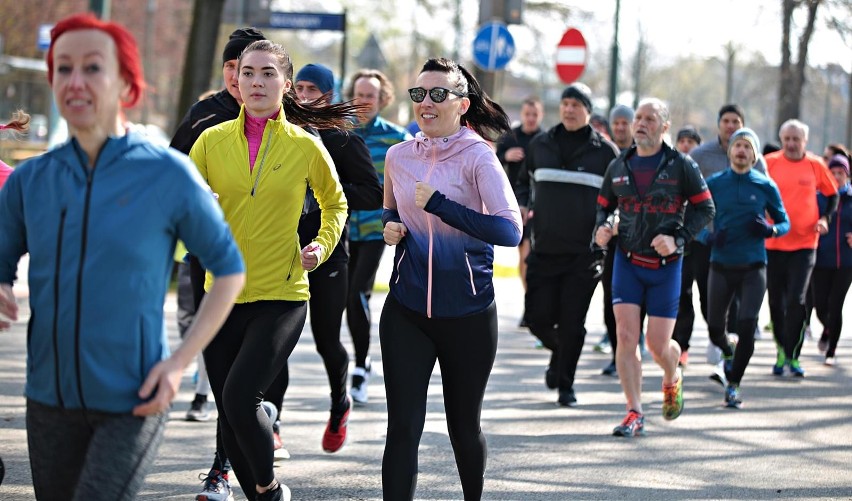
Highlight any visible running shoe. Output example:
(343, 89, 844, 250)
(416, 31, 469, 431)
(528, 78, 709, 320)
(594, 334, 612, 354)
(256, 482, 291, 501)
(789, 359, 805, 378)
(773, 345, 786, 376)
(351, 365, 371, 405)
(824, 356, 836, 367)
(709, 357, 732, 387)
(612, 410, 645, 437)
(557, 388, 577, 407)
(724, 384, 742, 409)
(601, 360, 618, 377)
(186, 395, 210, 422)
(195, 469, 234, 501)
(322, 396, 351, 453)
(662, 368, 684, 421)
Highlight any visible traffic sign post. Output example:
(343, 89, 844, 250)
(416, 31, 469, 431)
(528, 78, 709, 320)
(556, 28, 587, 84)
(472, 22, 515, 72)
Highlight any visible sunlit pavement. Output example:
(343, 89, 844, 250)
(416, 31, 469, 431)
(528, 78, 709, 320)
(1, 248, 850, 500)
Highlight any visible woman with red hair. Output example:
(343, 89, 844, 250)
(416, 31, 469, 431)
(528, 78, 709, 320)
(0, 13, 246, 500)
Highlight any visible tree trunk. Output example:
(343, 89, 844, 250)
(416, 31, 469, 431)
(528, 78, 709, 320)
(174, 0, 226, 130)
(776, 0, 822, 132)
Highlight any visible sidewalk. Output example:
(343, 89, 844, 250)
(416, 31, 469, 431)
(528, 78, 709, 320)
(1, 248, 851, 500)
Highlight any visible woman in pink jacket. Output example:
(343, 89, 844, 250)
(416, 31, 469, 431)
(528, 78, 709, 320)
(380, 57, 522, 500)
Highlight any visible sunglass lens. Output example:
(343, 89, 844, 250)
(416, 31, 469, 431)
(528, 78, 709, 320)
(430, 88, 448, 103)
(409, 88, 426, 102)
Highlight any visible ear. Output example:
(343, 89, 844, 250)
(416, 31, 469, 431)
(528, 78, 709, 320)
(283, 79, 292, 93)
(119, 78, 133, 104)
(459, 97, 471, 116)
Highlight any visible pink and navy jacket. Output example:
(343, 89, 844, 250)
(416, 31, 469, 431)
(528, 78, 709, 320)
(383, 127, 522, 318)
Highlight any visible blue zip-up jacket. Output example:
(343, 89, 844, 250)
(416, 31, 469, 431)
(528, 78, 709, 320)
(0, 132, 244, 413)
(705, 167, 789, 266)
(350, 115, 412, 242)
(816, 184, 852, 268)
(382, 127, 522, 318)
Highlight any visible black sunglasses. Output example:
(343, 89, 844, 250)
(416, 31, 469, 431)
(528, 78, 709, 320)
(408, 87, 467, 103)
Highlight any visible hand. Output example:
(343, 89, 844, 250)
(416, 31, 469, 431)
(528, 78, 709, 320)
(520, 206, 530, 225)
(505, 147, 525, 163)
(589, 249, 606, 280)
(384, 221, 408, 245)
(300, 243, 322, 270)
(595, 225, 613, 247)
(133, 357, 182, 416)
(816, 217, 829, 235)
(414, 181, 436, 209)
(0, 284, 17, 331)
(750, 215, 775, 238)
(651, 234, 677, 256)
(846, 232, 852, 248)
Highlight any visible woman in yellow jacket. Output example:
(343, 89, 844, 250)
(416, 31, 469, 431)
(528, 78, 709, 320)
(189, 40, 353, 501)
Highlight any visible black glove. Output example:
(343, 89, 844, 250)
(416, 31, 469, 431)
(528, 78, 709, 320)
(750, 215, 775, 238)
(708, 228, 728, 249)
(589, 248, 606, 280)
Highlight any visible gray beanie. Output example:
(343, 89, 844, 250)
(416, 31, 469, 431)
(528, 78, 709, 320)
(609, 104, 634, 123)
(728, 127, 761, 162)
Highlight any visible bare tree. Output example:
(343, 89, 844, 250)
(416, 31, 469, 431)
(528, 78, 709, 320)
(776, 0, 822, 130)
(174, 0, 226, 129)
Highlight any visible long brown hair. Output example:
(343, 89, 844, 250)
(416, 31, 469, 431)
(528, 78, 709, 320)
(240, 41, 366, 129)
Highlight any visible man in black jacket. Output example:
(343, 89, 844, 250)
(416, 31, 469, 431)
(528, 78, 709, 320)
(594, 98, 715, 437)
(516, 83, 619, 407)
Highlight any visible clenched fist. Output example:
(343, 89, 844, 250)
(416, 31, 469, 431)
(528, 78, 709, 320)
(384, 221, 408, 245)
(415, 181, 436, 209)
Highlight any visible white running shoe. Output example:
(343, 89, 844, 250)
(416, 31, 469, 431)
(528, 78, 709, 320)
(350, 366, 371, 405)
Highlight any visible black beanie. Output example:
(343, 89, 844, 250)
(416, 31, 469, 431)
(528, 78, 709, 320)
(561, 83, 593, 113)
(222, 27, 266, 64)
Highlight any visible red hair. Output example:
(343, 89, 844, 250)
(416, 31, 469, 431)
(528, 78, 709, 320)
(46, 13, 145, 108)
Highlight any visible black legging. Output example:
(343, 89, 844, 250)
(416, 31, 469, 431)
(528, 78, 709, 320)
(767, 249, 816, 361)
(203, 301, 307, 501)
(707, 264, 767, 384)
(347, 240, 386, 368)
(811, 266, 852, 357)
(266, 256, 350, 414)
(380, 294, 497, 501)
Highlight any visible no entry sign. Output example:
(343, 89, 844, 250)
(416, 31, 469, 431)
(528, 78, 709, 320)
(556, 28, 587, 84)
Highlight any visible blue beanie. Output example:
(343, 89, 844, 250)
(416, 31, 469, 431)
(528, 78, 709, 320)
(295, 64, 334, 94)
(609, 104, 634, 123)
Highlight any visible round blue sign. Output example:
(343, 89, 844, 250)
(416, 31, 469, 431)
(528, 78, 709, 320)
(472, 22, 515, 71)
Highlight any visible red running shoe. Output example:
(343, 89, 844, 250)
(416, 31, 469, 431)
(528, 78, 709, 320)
(322, 397, 351, 453)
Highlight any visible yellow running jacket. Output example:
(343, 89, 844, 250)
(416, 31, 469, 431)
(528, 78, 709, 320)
(190, 107, 347, 302)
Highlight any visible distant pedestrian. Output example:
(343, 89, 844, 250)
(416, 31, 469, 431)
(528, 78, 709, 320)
(765, 119, 838, 377)
(516, 83, 619, 406)
(675, 125, 702, 153)
(703, 128, 788, 408)
(495, 96, 544, 314)
(344, 68, 412, 405)
(813, 154, 852, 366)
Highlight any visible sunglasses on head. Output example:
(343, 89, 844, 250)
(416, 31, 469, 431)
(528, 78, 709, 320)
(408, 87, 467, 103)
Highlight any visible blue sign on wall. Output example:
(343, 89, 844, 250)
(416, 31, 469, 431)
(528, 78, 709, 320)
(472, 22, 515, 71)
(267, 12, 345, 31)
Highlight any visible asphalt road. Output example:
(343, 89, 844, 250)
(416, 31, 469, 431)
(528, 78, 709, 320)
(1, 249, 851, 500)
